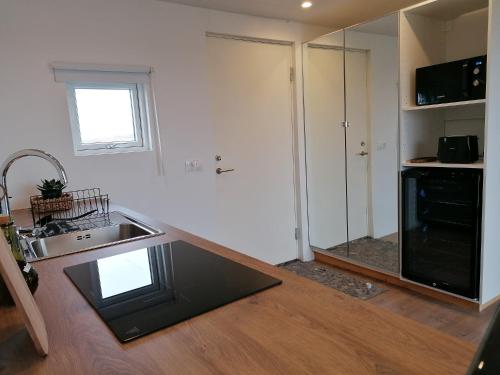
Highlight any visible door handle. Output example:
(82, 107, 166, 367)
(356, 151, 369, 156)
(216, 168, 235, 175)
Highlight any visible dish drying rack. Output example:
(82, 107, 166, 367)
(30, 188, 110, 231)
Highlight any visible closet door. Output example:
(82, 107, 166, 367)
(303, 31, 348, 251)
(343, 14, 400, 274)
(303, 15, 400, 273)
(345, 49, 370, 242)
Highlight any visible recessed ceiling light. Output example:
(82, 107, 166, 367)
(302, 1, 313, 9)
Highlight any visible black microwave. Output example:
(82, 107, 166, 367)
(416, 55, 487, 106)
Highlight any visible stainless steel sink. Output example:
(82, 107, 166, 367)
(22, 212, 163, 261)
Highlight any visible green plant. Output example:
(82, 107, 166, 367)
(36, 179, 67, 200)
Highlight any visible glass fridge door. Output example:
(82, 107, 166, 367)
(402, 168, 482, 299)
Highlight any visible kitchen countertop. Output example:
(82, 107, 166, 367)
(0, 206, 475, 374)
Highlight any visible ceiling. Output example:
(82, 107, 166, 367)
(351, 13, 399, 37)
(159, 0, 423, 28)
(409, 0, 488, 21)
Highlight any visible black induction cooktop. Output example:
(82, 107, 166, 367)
(64, 240, 282, 342)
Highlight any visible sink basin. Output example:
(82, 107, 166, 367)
(23, 212, 163, 261)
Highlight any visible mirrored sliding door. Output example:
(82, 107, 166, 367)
(303, 30, 347, 251)
(344, 14, 400, 273)
(304, 14, 400, 275)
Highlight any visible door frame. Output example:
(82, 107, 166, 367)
(205, 32, 302, 262)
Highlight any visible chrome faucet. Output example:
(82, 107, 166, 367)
(0, 183, 5, 203)
(0, 149, 68, 216)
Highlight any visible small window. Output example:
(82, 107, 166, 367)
(53, 63, 153, 156)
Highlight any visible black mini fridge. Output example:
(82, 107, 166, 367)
(402, 168, 482, 299)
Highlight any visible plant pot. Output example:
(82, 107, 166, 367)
(0, 260, 39, 306)
(31, 192, 73, 214)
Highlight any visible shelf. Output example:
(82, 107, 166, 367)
(403, 0, 488, 21)
(402, 99, 486, 111)
(402, 161, 484, 169)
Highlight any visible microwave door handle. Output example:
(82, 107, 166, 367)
(462, 63, 469, 97)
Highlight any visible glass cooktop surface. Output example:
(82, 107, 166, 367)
(64, 240, 282, 342)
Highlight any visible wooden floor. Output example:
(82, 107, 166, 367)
(315, 258, 497, 347)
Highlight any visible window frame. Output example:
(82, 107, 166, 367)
(65, 81, 152, 156)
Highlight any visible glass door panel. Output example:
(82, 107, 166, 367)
(303, 30, 348, 252)
(344, 14, 400, 274)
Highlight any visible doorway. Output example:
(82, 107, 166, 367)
(206, 34, 298, 265)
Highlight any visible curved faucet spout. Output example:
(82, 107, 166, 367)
(1, 149, 68, 216)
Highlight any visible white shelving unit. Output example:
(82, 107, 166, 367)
(402, 99, 486, 111)
(399, 0, 489, 166)
(402, 161, 484, 169)
(399, 0, 500, 306)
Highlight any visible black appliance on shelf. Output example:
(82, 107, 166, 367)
(438, 135, 479, 163)
(416, 55, 487, 106)
(402, 168, 482, 299)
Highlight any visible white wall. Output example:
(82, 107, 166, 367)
(0, 0, 329, 259)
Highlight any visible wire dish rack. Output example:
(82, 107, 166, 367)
(30, 188, 110, 232)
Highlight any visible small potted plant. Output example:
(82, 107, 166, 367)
(37, 179, 66, 199)
(31, 179, 72, 213)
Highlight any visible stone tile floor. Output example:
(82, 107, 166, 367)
(327, 236, 399, 274)
(281, 260, 386, 300)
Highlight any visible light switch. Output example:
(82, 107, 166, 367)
(193, 160, 202, 171)
(185, 159, 202, 172)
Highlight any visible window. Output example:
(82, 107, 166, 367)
(53, 63, 154, 155)
(67, 82, 149, 154)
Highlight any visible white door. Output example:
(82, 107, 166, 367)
(206, 36, 298, 265)
(304, 46, 347, 249)
(345, 50, 369, 241)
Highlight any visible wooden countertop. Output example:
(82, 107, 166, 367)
(0, 207, 475, 374)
